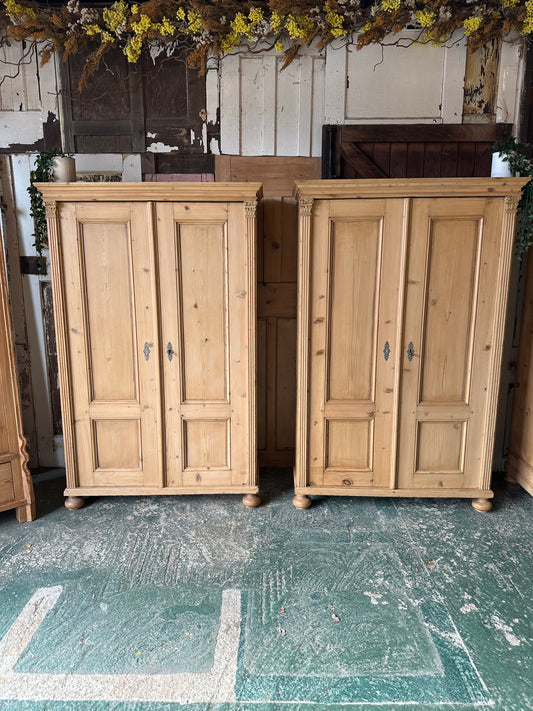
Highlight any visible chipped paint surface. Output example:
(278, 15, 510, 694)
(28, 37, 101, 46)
(0, 471, 531, 709)
(463, 39, 500, 121)
(490, 614, 522, 647)
(146, 140, 181, 153)
(0, 587, 240, 702)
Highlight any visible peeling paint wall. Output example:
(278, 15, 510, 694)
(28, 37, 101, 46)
(0, 37, 61, 152)
(463, 39, 501, 122)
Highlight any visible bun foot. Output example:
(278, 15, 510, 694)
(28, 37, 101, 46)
(242, 494, 261, 508)
(293, 494, 311, 509)
(472, 498, 493, 512)
(65, 496, 84, 510)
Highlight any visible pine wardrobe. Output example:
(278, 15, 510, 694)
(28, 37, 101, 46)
(38, 182, 262, 509)
(293, 178, 527, 511)
(0, 227, 35, 521)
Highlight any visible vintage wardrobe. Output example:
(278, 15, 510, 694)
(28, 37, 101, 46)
(0, 228, 35, 521)
(38, 182, 262, 509)
(293, 178, 526, 510)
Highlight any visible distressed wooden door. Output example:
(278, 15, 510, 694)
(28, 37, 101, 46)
(157, 202, 254, 489)
(397, 197, 506, 492)
(59, 202, 162, 490)
(304, 198, 407, 490)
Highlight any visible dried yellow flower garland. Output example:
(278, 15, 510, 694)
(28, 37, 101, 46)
(1, 0, 531, 89)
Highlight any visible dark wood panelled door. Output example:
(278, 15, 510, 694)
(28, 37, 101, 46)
(322, 124, 512, 180)
(60, 48, 206, 154)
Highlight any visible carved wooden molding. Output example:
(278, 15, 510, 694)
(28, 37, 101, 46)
(294, 178, 527, 201)
(37, 182, 263, 203)
(294, 197, 313, 489)
(505, 194, 521, 213)
(44, 200, 58, 218)
(298, 198, 314, 217)
(244, 200, 257, 218)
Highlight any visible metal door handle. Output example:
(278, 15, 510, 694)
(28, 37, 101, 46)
(166, 342, 174, 362)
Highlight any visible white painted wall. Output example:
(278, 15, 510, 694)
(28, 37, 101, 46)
(326, 31, 466, 125)
(220, 33, 470, 156)
(496, 33, 525, 127)
(220, 44, 325, 156)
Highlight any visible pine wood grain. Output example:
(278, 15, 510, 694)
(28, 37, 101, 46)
(43, 184, 260, 502)
(295, 178, 524, 503)
(0, 224, 34, 521)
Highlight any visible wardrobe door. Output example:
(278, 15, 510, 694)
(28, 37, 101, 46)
(303, 198, 407, 490)
(157, 202, 255, 490)
(397, 197, 506, 493)
(60, 202, 162, 490)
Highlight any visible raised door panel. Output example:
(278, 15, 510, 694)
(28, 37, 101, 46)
(307, 198, 406, 489)
(157, 202, 253, 489)
(60, 202, 162, 489)
(398, 197, 504, 491)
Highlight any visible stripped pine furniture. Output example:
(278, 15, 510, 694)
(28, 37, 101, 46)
(38, 182, 262, 509)
(293, 178, 526, 510)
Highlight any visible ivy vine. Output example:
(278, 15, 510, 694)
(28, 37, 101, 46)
(494, 135, 533, 261)
(27, 149, 61, 255)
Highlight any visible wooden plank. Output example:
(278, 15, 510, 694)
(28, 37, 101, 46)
(341, 143, 388, 179)
(474, 142, 493, 177)
(128, 66, 145, 153)
(337, 124, 512, 143)
(440, 142, 459, 177)
(262, 197, 282, 282)
(293, 178, 527, 201)
(389, 143, 408, 178)
(275, 318, 297, 452)
(214, 156, 321, 197)
(265, 316, 277, 460)
(280, 197, 298, 282)
(258, 283, 297, 318)
(294, 485, 493, 498)
(257, 318, 267, 452)
(423, 143, 443, 178)
(457, 143, 477, 177)
(214, 156, 319, 467)
(406, 144, 425, 178)
(373, 143, 391, 178)
(37, 182, 263, 203)
(215, 155, 232, 182)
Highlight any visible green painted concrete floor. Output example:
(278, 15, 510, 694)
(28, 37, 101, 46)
(0, 469, 531, 711)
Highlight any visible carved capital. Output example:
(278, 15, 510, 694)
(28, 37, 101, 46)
(505, 194, 521, 214)
(299, 198, 314, 217)
(44, 200, 58, 218)
(244, 200, 257, 218)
